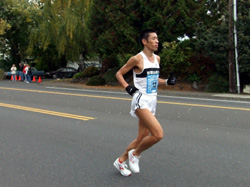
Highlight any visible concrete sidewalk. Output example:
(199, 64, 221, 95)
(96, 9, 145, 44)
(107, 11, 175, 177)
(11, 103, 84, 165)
(40, 80, 250, 102)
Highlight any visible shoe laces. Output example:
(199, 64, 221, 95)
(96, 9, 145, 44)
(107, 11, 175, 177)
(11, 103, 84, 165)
(120, 162, 128, 169)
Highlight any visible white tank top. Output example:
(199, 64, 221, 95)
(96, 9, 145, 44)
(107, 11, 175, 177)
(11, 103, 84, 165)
(133, 51, 160, 95)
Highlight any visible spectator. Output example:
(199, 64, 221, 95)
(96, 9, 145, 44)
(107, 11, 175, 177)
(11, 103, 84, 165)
(10, 64, 17, 81)
(19, 63, 24, 81)
(23, 63, 28, 82)
(26, 65, 32, 83)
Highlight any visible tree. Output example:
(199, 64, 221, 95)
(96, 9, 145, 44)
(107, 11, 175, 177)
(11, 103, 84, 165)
(195, 0, 250, 92)
(0, 19, 11, 35)
(28, 0, 89, 64)
(0, 0, 38, 69)
(237, 0, 250, 86)
(86, 0, 140, 56)
(138, 0, 225, 40)
(87, 0, 227, 71)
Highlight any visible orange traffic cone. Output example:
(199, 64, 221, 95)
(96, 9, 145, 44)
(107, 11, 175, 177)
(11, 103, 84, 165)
(38, 76, 42, 83)
(18, 75, 21, 81)
(32, 76, 36, 82)
(11, 75, 13, 81)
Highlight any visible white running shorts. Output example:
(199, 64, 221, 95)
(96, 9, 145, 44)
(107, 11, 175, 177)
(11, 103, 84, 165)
(130, 92, 157, 118)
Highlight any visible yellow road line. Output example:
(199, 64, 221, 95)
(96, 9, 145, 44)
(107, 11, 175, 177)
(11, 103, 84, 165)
(157, 101, 250, 111)
(0, 87, 130, 101)
(0, 87, 249, 111)
(0, 103, 95, 121)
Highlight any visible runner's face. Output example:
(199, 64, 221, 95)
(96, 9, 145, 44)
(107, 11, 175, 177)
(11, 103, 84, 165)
(145, 33, 159, 51)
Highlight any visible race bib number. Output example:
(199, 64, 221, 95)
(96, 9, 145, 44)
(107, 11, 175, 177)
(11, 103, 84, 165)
(146, 74, 159, 94)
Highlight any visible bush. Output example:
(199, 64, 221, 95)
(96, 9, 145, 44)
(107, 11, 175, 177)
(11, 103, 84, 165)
(187, 73, 201, 82)
(72, 66, 99, 82)
(0, 69, 4, 80)
(86, 75, 106, 86)
(103, 67, 119, 85)
(73, 72, 84, 79)
(82, 66, 99, 77)
(160, 40, 192, 77)
(207, 73, 229, 92)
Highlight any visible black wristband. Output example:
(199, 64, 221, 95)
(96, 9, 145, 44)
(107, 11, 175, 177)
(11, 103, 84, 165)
(125, 85, 138, 96)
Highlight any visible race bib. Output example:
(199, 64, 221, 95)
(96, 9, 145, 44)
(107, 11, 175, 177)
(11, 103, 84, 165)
(146, 73, 159, 94)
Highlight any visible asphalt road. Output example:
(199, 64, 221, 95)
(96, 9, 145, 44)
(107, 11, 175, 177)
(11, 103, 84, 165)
(0, 80, 250, 187)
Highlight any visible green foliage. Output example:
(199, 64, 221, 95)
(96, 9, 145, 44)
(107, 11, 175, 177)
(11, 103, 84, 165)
(187, 73, 201, 82)
(28, 0, 89, 61)
(72, 66, 99, 82)
(29, 45, 64, 72)
(195, 0, 250, 87)
(207, 73, 229, 93)
(103, 67, 119, 85)
(86, 75, 106, 86)
(138, 0, 226, 40)
(100, 53, 133, 74)
(1, 0, 249, 93)
(186, 53, 216, 82)
(86, 0, 140, 62)
(0, 69, 4, 79)
(72, 66, 106, 85)
(82, 66, 99, 77)
(237, 0, 250, 74)
(160, 40, 192, 77)
(72, 71, 84, 80)
(195, 21, 229, 75)
(86, 0, 226, 70)
(0, 18, 11, 35)
(116, 54, 134, 68)
(0, 0, 39, 65)
(0, 57, 12, 71)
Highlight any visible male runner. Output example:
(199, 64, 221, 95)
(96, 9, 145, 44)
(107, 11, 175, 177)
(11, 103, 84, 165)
(114, 29, 176, 176)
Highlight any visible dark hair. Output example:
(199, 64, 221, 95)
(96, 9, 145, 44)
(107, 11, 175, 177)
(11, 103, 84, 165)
(139, 29, 157, 46)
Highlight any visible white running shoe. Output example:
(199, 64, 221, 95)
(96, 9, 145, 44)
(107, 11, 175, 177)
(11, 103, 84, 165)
(113, 158, 132, 177)
(128, 149, 140, 173)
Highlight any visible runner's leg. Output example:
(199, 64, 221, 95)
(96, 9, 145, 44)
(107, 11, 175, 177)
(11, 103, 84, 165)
(133, 108, 164, 156)
(119, 119, 150, 162)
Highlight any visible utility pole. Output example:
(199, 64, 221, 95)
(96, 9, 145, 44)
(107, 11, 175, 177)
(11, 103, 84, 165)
(228, 0, 236, 93)
(233, 0, 240, 94)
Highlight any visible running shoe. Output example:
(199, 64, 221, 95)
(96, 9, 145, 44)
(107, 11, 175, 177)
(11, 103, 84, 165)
(113, 158, 132, 177)
(128, 149, 140, 173)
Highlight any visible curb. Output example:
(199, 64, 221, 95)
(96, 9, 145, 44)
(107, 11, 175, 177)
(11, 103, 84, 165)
(40, 80, 250, 102)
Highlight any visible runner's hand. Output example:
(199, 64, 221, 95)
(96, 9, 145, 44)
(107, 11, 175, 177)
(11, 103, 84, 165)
(166, 73, 176, 85)
(126, 85, 138, 96)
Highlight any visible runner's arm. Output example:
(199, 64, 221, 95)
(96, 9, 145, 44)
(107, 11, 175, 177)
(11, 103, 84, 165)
(158, 78, 167, 85)
(156, 55, 167, 85)
(116, 56, 138, 88)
